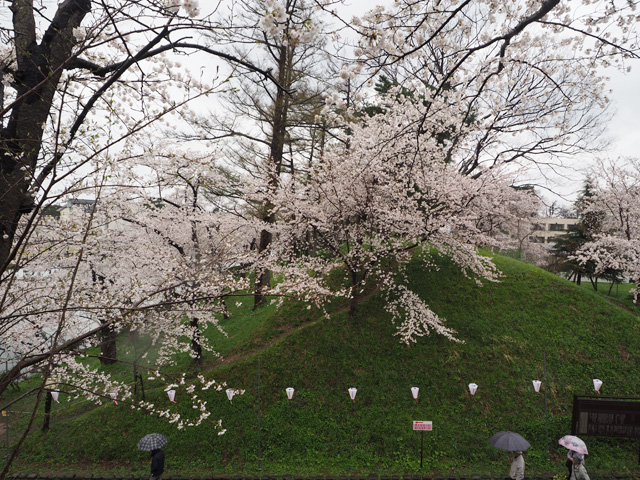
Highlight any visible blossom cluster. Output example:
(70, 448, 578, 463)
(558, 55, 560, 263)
(573, 158, 640, 302)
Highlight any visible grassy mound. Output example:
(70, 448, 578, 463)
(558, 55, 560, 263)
(5, 252, 640, 477)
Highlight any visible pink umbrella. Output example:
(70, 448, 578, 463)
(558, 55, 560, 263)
(559, 435, 588, 455)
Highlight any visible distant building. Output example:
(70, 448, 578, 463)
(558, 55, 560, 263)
(47, 198, 132, 233)
(58, 198, 96, 221)
(529, 217, 580, 246)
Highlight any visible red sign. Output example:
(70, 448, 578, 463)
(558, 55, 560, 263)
(413, 421, 432, 431)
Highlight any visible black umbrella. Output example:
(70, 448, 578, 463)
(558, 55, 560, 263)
(489, 431, 531, 452)
(137, 433, 168, 451)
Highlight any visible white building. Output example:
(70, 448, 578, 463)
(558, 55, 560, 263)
(529, 217, 581, 246)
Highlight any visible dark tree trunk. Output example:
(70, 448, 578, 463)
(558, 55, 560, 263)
(253, 42, 292, 310)
(0, 0, 92, 274)
(42, 391, 52, 432)
(133, 363, 145, 400)
(349, 289, 360, 320)
(220, 297, 229, 320)
(254, 228, 273, 309)
(99, 320, 117, 365)
(348, 269, 364, 320)
(190, 317, 202, 364)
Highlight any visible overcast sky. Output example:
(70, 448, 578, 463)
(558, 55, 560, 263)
(605, 68, 640, 159)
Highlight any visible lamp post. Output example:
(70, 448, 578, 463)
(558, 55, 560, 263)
(543, 351, 550, 459)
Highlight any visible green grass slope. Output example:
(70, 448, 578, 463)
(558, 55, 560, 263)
(7, 252, 640, 477)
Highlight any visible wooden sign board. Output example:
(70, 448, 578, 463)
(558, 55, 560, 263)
(572, 395, 640, 438)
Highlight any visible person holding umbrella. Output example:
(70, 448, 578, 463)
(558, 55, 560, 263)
(566, 450, 576, 480)
(488, 431, 529, 480)
(138, 433, 168, 480)
(559, 435, 588, 480)
(149, 447, 165, 480)
(510, 451, 525, 480)
(570, 453, 590, 480)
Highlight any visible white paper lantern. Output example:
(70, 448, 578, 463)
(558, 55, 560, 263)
(593, 378, 603, 393)
(50, 390, 60, 403)
(286, 387, 294, 400)
(348, 387, 357, 403)
(167, 389, 176, 403)
(468, 383, 478, 396)
(411, 387, 419, 402)
(532, 380, 542, 393)
(109, 392, 118, 405)
(226, 388, 235, 403)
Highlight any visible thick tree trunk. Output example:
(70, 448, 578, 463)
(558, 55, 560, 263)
(220, 297, 229, 320)
(99, 321, 117, 365)
(253, 228, 273, 309)
(42, 391, 52, 432)
(190, 317, 202, 364)
(253, 43, 292, 310)
(349, 289, 360, 320)
(0, 0, 91, 273)
(348, 269, 364, 320)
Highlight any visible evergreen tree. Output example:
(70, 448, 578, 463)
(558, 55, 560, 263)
(549, 180, 622, 290)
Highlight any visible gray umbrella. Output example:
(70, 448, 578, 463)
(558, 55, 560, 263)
(137, 433, 168, 451)
(489, 431, 531, 452)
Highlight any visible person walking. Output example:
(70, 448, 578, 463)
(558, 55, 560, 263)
(510, 451, 525, 480)
(149, 448, 165, 480)
(566, 449, 576, 480)
(569, 453, 590, 480)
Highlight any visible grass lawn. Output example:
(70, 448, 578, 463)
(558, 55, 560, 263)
(3, 252, 640, 477)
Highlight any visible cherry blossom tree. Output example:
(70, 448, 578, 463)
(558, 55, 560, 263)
(262, 90, 539, 343)
(0, 143, 253, 474)
(0, 0, 284, 411)
(2, 3, 640, 472)
(0, 0, 283, 462)
(325, 0, 640, 185)
(573, 158, 640, 301)
(0, 0, 280, 278)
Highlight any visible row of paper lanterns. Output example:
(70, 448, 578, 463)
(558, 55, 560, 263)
(48, 379, 604, 405)
(469, 379, 603, 395)
(183, 378, 604, 403)
(252, 380, 604, 402)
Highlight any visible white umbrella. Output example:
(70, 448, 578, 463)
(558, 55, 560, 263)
(559, 435, 588, 455)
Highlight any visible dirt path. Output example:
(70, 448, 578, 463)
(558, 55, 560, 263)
(211, 284, 382, 369)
